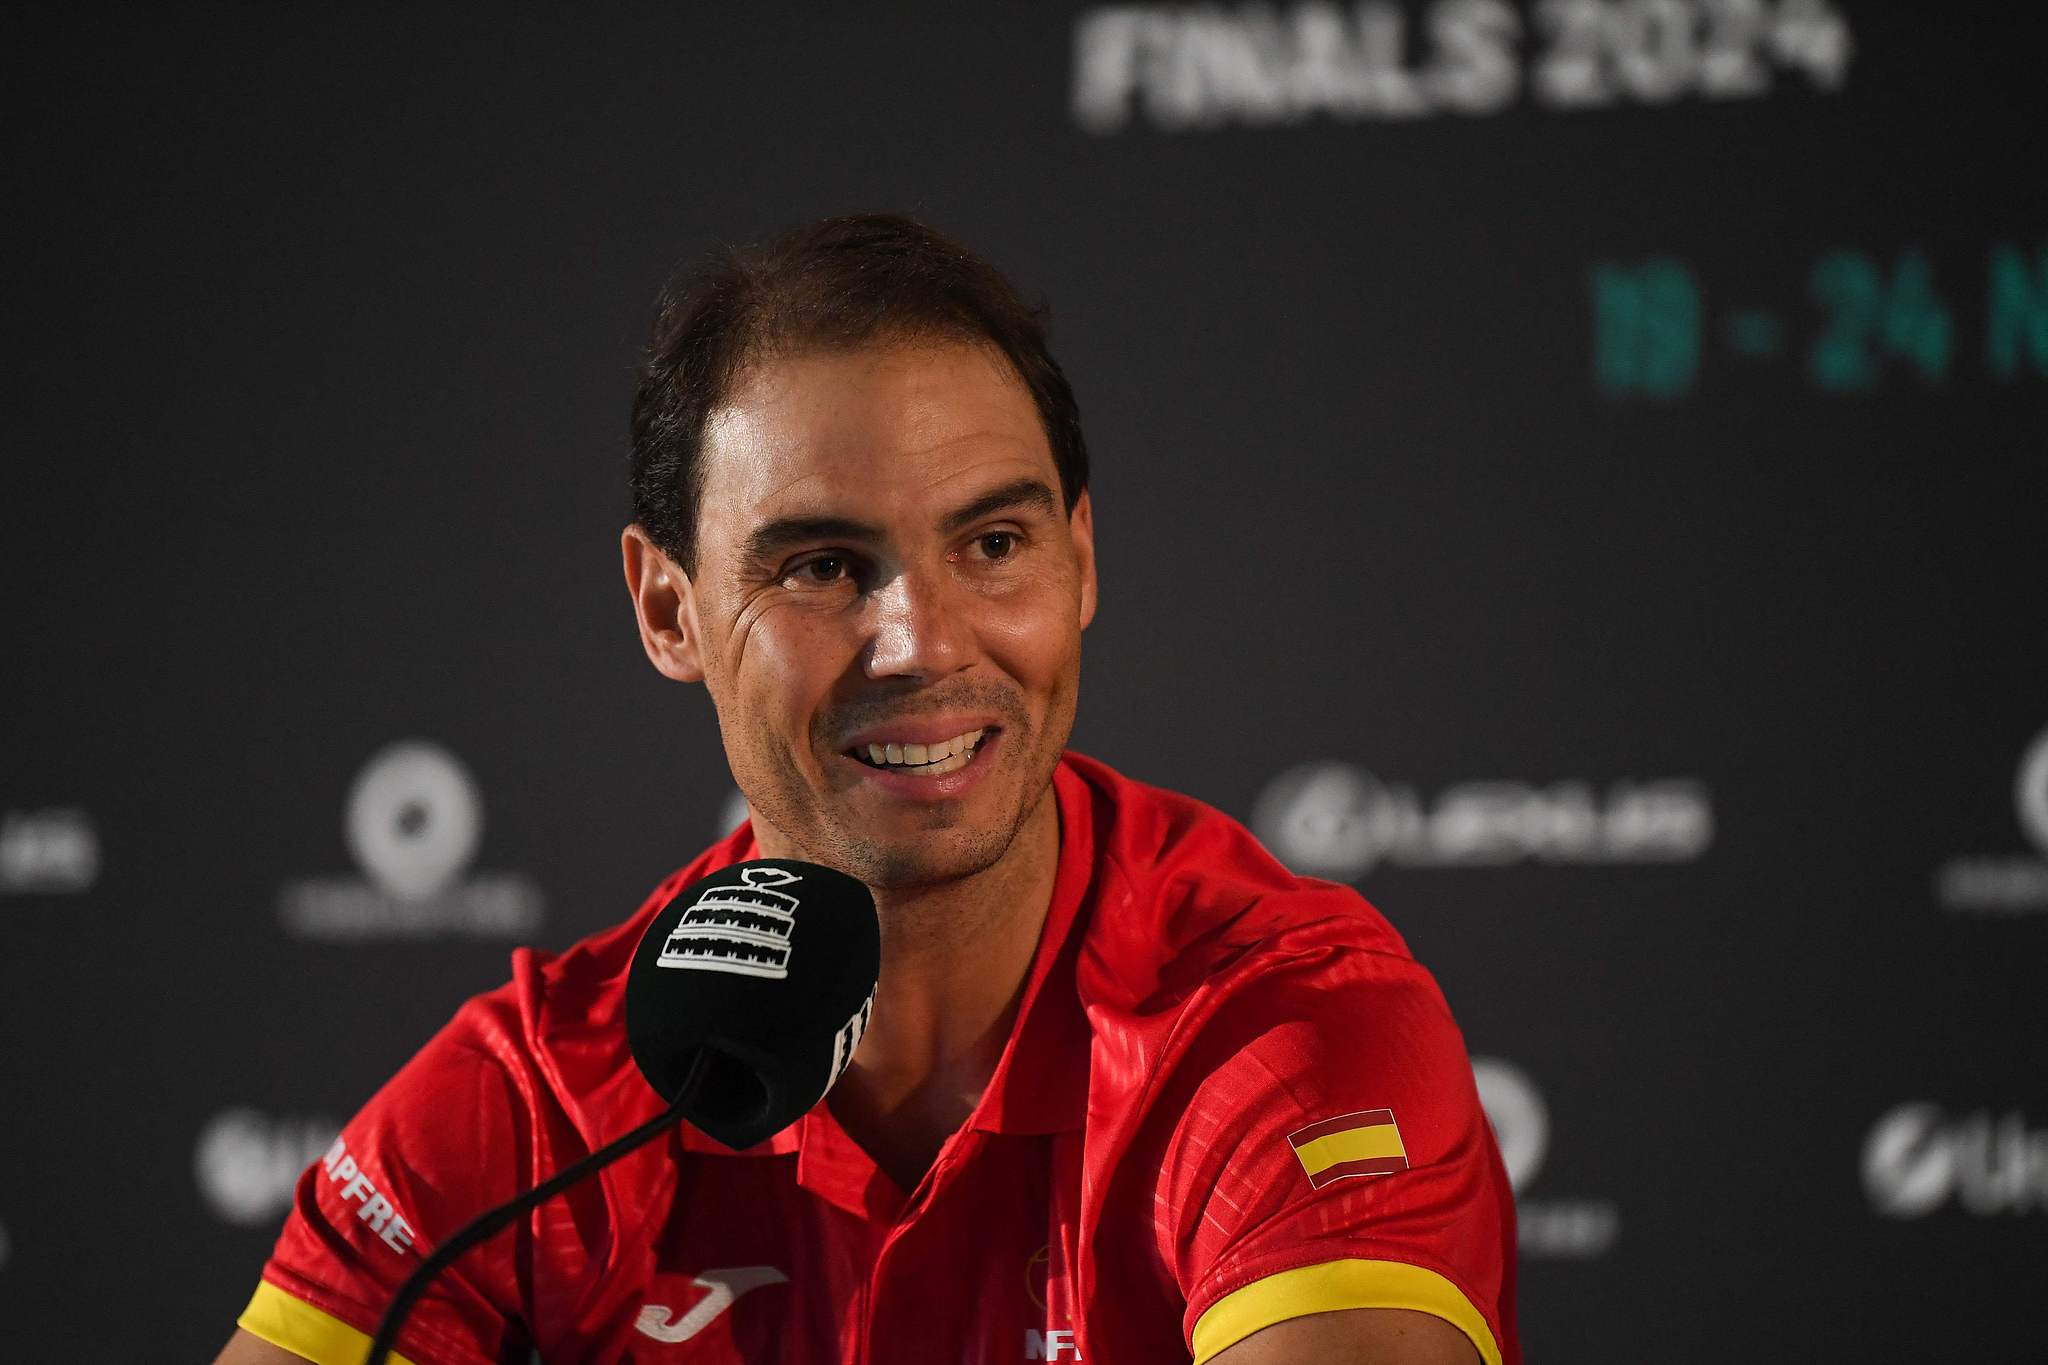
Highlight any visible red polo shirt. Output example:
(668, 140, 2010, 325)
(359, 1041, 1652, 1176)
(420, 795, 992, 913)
(240, 751, 1518, 1364)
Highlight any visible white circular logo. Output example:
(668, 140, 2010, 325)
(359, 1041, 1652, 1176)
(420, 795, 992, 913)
(1472, 1057, 1549, 1194)
(345, 741, 483, 901)
(1252, 762, 1391, 880)
(719, 787, 751, 839)
(194, 1108, 338, 1227)
(1862, 1103, 1952, 1218)
(2016, 726, 2048, 857)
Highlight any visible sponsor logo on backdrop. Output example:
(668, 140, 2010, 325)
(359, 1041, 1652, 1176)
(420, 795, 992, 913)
(1934, 725, 2048, 914)
(1072, 0, 1851, 133)
(0, 807, 99, 894)
(1473, 1057, 1619, 1257)
(1253, 761, 1712, 881)
(278, 740, 544, 939)
(195, 1108, 339, 1227)
(720, 787, 751, 838)
(1863, 1103, 2048, 1218)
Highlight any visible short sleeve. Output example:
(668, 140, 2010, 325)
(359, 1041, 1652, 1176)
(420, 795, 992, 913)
(1155, 935, 1515, 1365)
(240, 1008, 534, 1365)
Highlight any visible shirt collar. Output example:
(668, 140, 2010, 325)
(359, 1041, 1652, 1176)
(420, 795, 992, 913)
(966, 755, 1093, 1135)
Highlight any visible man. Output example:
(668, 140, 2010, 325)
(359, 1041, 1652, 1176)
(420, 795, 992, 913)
(218, 215, 1518, 1364)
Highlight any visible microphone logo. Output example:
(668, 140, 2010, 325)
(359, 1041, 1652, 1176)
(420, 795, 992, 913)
(656, 866, 802, 980)
(827, 992, 875, 1090)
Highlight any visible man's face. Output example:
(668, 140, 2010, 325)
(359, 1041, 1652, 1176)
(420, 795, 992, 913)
(633, 339, 1096, 889)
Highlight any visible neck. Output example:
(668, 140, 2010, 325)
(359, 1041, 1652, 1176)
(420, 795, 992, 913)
(817, 783, 1063, 1188)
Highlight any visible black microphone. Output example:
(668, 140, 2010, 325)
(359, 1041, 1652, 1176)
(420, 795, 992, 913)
(365, 858, 879, 1365)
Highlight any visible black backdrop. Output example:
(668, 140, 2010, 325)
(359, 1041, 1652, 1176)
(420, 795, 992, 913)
(4, 3, 2045, 1361)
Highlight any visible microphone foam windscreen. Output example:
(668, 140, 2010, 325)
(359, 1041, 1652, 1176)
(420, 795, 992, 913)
(626, 859, 880, 1151)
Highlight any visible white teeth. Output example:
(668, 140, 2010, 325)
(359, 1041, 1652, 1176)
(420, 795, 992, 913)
(916, 748, 972, 776)
(852, 728, 989, 771)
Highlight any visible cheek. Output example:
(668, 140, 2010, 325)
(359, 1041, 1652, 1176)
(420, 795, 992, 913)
(733, 611, 851, 730)
(981, 587, 1082, 690)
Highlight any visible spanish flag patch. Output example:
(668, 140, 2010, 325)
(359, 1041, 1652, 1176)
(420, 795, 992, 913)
(1287, 1108, 1409, 1188)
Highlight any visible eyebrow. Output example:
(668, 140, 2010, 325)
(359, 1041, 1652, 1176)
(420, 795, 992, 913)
(738, 476, 1061, 568)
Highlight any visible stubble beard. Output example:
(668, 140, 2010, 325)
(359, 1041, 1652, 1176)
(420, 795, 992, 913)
(769, 725, 1043, 891)
(720, 650, 1073, 908)
(731, 672, 1075, 896)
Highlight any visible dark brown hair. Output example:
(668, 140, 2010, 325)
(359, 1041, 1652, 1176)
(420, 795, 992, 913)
(629, 214, 1090, 575)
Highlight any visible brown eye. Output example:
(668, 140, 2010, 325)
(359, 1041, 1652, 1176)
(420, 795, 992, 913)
(978, 532, 1017, 560)
(790, 555, 848, 586)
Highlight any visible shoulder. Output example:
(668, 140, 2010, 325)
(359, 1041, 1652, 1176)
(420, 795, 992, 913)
(1062, 751, 1418, 1014)
(1062, 753, 1475, 1149)
(387, 818, 761, 1148)
(257, 823, 764, 1330)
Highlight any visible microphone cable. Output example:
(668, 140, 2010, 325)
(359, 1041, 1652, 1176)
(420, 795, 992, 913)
(364, 1048, 712, 1365)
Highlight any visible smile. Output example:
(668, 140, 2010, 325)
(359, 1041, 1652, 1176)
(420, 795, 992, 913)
(845, 727, 988, 777)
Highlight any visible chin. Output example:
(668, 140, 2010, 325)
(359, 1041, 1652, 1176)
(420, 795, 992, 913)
(856, 843, 1007, 896)
(849, 830, 1012, 891)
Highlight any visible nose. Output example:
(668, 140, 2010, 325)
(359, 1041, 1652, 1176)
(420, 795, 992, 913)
(862, 564, 972, 681)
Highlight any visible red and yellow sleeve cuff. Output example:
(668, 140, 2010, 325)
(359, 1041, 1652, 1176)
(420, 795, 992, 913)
(237, 1280, 420, 1365)
(1189, 1258, 1501, 1365)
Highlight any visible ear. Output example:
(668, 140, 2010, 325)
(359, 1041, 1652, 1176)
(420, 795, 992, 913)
(1069, 489, 1098, 630)
(621, 524, 708, 683)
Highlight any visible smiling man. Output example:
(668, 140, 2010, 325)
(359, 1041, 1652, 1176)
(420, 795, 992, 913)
(218, 216, 1519, 1365)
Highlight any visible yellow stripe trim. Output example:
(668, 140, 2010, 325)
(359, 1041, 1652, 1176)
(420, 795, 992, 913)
(237, 1280, 420, 1365)
(1292, 1122, 1405, 1176)
(1190, 1259, 1501, 1365)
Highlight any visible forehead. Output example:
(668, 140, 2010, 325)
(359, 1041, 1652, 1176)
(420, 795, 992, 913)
(696, 341, 1055, 544)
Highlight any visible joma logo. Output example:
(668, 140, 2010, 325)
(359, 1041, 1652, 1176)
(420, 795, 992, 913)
(636, 1266, 789, 1343)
